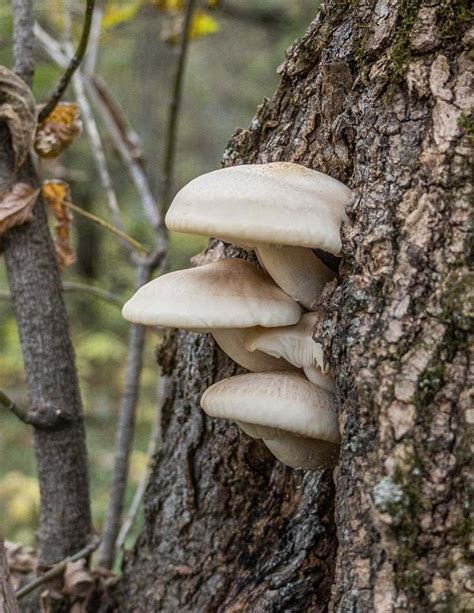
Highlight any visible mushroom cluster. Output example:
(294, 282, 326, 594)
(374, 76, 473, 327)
(123, 162, 352, 470)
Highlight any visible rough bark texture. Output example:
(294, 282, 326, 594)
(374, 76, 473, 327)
(1, 146, 93, 567)
(119, 1, 472, 610)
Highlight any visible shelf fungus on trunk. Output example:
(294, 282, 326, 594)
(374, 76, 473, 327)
(244, 312, 334, 392)
(122, 258, 302, 372)
(201, 372, 340, 470)
(165, 162, 352, 310)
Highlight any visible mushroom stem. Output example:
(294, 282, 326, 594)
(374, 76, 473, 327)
(255, 244, 335, 310)
(264, 434, 339, 470)
(211, 329, 299, 373)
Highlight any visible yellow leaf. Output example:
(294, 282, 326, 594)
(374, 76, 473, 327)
(163, 9, 219, 45)
(42, 180, 76, 270)
(190, 10, 219, 39)
(102, 0, 140, 29)
(35, 102, 82, 158)
(151, 0, 183, 11)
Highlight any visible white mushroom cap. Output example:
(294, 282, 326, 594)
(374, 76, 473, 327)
(244, 313, 334, 392)
(122, 258, 302, 329)
(122, 258, 302, 372)
(166, 162, 351, 255)
(201, 372, 340, 444)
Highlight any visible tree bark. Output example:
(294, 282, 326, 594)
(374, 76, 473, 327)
(1, 0, 92, 567)
(119, 1, 472, 610)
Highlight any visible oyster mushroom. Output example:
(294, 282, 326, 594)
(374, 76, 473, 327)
(165, 162, 352, 310)
(201, 372, 340, 470)
(122, 258, 302, 373)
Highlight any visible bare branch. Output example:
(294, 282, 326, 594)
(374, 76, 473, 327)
(85, 82, 162, 232)
(98, 264, 151, 569)
(99, 0, 196, 569)
(84, 0, 104, 75)
(62, 199, 148, 255)
(35, 24, 162, 234)
(62, 281, 123, 307)
(0, 282, 123, 308)
(34, 24, 128, 247)
(161, 0, 196, 213)
(38, 0, 95, 121)
(12, 0, 34, 85)
(0, 390, 31, 423)
(15, 535, 101, 600)
(115, 376, 166, 555)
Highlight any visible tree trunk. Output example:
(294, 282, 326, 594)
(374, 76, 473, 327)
(1, 0, 92, 568)
(118, 1, 472, 610)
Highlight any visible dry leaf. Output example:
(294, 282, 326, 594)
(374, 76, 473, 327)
(5, 541, 37, 575)
(0, 182, 39, 234)
(63, 559, 93, 598)
(42, 180, 76, 270)
(0, 65, 37, 171)
(35, 103, 82, 158)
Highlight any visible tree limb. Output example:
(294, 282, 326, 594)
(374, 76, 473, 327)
(15, 535, 101, 600)
(4, 0, 93, 567)
(161, 0, 196, 213)
(62, 200, 148, 255)
(38, 0, 95, 121)
(0, 390, 30, 424)
(98, 0, 195, 569)
(0, 282, 123, 308)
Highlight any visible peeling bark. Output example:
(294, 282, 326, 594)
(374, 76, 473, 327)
(119, 1, 472, 610)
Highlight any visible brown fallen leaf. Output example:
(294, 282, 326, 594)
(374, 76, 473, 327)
(63, 559, 93, 599)
(42, 180, 76, 270)
(0, 66, 38, 171)
(0, 182, 39, 234)
(35, 102, 82, 158)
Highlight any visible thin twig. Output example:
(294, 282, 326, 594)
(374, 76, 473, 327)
(62, 200, 148, 255)
(84, 0, 104, 75)
(98, 0, 195, 570)
(34, 25, 130, 248)
(38, 0, 95, 121)
(85, 81, 162, 233)
(62, 282, 123, 307)
(15, 536, 101, 600)
(0, 390, 30, 423)
(98, 264, 151, 569)
(91, 75, 144, 165)
(115, 376, 166, 554)
(12, 0, 35, 85)
(71, 71, 131, 240)
(35, 24, 162, 234)
(161, 0, 196, 214)
(0, 283, 123, 308)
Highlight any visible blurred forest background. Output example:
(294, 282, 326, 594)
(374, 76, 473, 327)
(0, 0, 317, 556)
